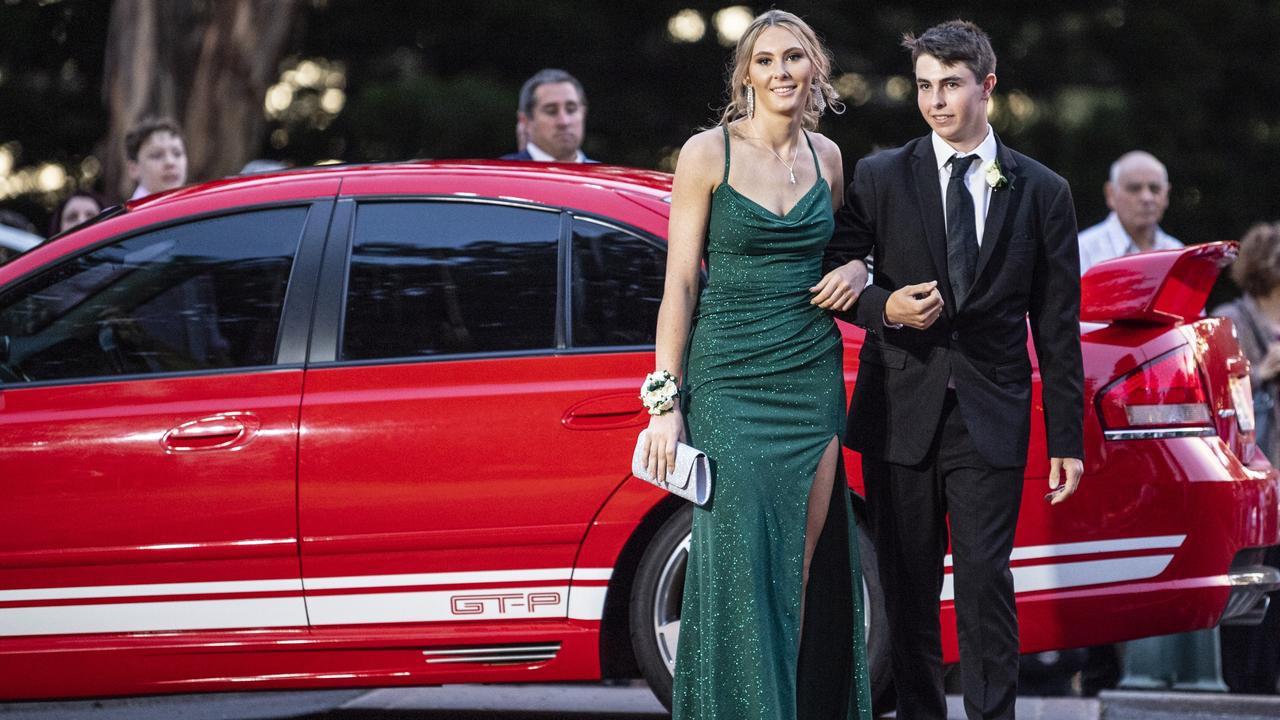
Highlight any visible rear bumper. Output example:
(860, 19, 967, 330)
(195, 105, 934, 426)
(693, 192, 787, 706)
(1220, 559, 1280, 625)
(1002, 436, 1280, 656)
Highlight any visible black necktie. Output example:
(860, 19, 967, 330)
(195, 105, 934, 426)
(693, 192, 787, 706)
(946, 154, 979, 306)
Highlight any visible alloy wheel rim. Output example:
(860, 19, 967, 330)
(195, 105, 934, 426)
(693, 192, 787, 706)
(652, 530, 873, 678)
(652, 533, 690, 673)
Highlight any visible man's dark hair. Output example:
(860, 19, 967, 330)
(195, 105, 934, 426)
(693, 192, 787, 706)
(517, 69, 586, 116)
(124, 116, 184, 161)
(48, 189, 107, 236)
(901, 20, 996, 82)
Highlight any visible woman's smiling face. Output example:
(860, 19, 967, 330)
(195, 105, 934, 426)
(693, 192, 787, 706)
(745, 26, 813, 117)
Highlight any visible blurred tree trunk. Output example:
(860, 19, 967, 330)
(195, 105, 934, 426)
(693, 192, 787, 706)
(101, 0, 299, 202)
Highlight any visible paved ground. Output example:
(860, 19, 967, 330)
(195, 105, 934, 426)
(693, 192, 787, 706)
(3, 684, 1280, 719)
(1098, 690, 1280, 720)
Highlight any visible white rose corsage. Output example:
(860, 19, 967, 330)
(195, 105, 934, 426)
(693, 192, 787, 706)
(984, 158, 1011, 190)
(640, 370, 680, 416)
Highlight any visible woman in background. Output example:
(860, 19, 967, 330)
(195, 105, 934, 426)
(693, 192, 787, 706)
(1213, 221, 1280, 695)
(48, 190, 104, 236)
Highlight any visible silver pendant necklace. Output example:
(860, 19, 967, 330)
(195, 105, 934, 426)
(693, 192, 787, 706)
(765, 140, 801, 184)
(750, 120, 802, 184)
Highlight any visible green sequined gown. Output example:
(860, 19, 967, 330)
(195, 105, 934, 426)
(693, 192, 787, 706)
(672, 126, 873, 720)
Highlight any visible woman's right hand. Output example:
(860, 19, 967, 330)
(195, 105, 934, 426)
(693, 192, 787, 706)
(644, 409, 686, 481)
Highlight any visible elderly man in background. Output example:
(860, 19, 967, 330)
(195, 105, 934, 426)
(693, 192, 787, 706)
(1077, 150, 1182, 273)
(502, 68, 593, 163)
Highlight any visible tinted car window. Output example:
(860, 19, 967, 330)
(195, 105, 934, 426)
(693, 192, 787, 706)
(342, 202, 559, 360)
(0, 207, 306, 383)
(571, 218, 665, 347)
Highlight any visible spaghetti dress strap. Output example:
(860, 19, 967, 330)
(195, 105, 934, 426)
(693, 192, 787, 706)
(721, 125, 732, 184)
(804, 130, 822, 183)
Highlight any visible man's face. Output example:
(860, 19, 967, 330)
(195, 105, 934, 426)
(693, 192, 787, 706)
(1105, 160, 1169, 232)
(522, 82, 585, 162)
(128, 131, 188, 194)
(914, 54, 995, 150)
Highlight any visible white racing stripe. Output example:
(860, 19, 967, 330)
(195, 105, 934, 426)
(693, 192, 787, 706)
(943, 534, 1185, 568)
(0, 597, 307, 637)
(0, 578, 304, 603)
(0, 568, 616, 636)
(568, 586, 609, 620)
(307, 585, 571, 626)
(304, 568, 584, 591)
(940, 554, 1176, 602)
(0, 541, 1183, 636)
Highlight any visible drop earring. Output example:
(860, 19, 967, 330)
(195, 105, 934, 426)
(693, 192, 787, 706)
(812, 85, 826, 114)
(746, 85, 755, 120)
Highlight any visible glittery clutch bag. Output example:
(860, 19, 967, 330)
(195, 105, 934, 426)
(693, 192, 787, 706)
(632, 429, 712, 506)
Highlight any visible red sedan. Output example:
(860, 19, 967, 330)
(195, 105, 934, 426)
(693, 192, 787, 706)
(0, 162, 1276, 708)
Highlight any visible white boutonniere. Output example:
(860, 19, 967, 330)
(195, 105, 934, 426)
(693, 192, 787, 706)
(984, 158, 1011, 190)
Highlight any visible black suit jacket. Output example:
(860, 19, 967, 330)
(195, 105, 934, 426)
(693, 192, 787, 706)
(828, 134, 1084, 468)
(499, 150, 597, 163)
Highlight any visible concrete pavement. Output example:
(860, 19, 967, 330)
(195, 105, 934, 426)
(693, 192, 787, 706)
(4, 684, 1280, 719)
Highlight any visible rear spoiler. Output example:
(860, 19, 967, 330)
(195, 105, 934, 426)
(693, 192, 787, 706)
(1080, 241, 1237, 324)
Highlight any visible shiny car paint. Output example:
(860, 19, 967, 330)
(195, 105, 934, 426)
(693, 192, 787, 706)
(0, 162, 1275, 700)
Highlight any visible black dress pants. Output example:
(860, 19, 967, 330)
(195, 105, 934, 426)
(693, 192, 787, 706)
(864, 391, 1023, 720)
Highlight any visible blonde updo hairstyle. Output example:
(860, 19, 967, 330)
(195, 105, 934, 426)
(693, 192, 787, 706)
(719, 9, 844, 130)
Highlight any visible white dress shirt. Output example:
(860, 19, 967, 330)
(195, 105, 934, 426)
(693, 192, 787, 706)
(525, 141, 585, 163)
(1077, 212, 1183, 274)
(932, 126, 998, 245)
(882, 127, 1001, 332)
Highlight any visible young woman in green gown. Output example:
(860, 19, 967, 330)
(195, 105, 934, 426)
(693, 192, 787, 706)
(641, 10, 874, 720)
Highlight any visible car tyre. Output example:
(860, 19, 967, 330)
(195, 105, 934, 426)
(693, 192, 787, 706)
(630, 503, 894, 716)
(630, 505, 690, 711)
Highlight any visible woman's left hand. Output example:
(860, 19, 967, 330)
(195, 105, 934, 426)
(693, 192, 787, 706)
(810, 260, 867, 311)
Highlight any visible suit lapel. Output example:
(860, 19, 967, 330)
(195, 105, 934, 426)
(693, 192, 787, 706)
(972, 139, 1020, 286)
(908, 138, 954, 312)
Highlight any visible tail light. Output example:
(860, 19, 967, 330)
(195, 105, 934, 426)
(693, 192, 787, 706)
(1098, 345, 1215, 440)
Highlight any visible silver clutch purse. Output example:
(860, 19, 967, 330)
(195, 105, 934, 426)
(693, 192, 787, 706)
(631, 429, 712, 506)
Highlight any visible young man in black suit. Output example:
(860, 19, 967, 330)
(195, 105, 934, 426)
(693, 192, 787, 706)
(827, 20, 1085, 720)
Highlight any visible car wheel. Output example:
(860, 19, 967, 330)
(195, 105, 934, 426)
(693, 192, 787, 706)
(630, 505, 690, 711)
(630, 504, 894, 716)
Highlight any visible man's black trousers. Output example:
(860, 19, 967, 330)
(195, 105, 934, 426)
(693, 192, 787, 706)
(863, 390, 1024, 720)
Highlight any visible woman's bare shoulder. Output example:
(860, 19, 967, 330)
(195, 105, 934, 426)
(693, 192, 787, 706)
(679, 127, 727, 160)
(674, 127, 727, 182)
(806, 130, 843, 163)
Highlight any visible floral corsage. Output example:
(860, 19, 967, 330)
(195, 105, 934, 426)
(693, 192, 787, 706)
(640, 370, 680, 416)
(984, 158, 1012, 190)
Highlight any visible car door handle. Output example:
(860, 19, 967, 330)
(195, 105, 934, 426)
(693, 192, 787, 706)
(161, 413, 262, 452)
(562, 393, 648, 431)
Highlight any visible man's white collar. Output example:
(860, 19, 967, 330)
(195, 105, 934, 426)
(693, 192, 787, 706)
(931, 125, 997, 171)
(526, 141, 584, 163)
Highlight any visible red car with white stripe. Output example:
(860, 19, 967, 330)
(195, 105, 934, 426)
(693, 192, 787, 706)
(0, 162, 1276, 709)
